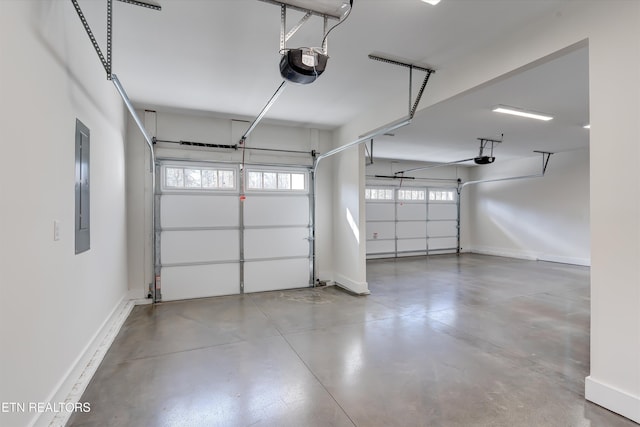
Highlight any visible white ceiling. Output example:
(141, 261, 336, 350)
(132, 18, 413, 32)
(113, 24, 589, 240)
(79, 0, 589, 163)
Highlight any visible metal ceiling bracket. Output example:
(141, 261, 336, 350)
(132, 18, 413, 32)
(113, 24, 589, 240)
(368, 54, 435, 119)
(115, 0, 161, 10)
(107, 0, 113, 77)
(534, 150, 554, 174)
(286, 11, 312, 43)
(70, 0, 109, 77)
(258, 0, 342, 20)
(70, 0, 160, 79)
(322, 16, 329, 54)
(280, 4, 286, 51)
(477, 134, 503, 158)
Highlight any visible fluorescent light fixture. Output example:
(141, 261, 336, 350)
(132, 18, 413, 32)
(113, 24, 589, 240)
(421, 0, 441, 4)
(492, 105, 553, 121)
(583, 124, 591, 129)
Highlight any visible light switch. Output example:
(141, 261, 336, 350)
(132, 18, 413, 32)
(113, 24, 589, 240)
(54, 220, 60, 241)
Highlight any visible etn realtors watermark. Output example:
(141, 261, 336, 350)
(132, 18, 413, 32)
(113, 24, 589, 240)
(1, 401, 91, 413)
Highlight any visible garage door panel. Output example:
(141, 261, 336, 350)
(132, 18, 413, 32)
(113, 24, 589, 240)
(427, 221, 457, 238)
(366, 203, 394, 221)
(398, 239, 427, 252)
(244, 259, 309, 293)
(428, 237, 458, 250)
(244, 196, 309, 227)
(397, 204, 426, 221)
(366, 221, 394, 240)
(161, 194, 238, 228)
(244, 228, 309, 259)
(161, 229, 239, 264)
(428, 204, 457, 220)
(397, 221, 427, 238)
(161, 263, 239, 301)
(367, 239, 395, 255)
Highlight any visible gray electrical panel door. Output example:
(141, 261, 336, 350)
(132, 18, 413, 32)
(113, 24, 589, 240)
(75, 119, 90, 254)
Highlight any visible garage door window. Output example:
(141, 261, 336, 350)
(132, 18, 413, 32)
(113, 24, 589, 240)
(398, 189, 426, 201)
(365, 188, 394, 200)
(164, 166, 236, 190)
(247, 170, 306, 191)
(429, 189, 456, 201)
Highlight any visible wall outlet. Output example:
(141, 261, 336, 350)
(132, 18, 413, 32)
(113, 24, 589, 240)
(53, 220, 60, 241)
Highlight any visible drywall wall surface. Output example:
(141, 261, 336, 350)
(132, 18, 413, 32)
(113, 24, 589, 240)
(328, 142, 368, 294)
(585, 3, 640, 422)
(466, 149, 590, 265)
(125, 109, 335, 295)
(0, 2, 128, 426)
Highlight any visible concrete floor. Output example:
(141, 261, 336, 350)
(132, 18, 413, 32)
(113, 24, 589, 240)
(68, 254, 637, 426)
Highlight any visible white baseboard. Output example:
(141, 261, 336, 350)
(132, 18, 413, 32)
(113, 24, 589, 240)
(470, 246, 538, 261)
(537, 254, 591, 267)
(32, 297, 135, 427)
(469, 247, 591, 267)
(334, 273, 370, 295)
(585, 376, 640, 424)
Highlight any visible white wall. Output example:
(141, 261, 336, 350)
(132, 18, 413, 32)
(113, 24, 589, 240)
(467, 149, 590, 265)
(0, 2, 129, 427)
(126, 110, 335, 296)
(336, 1, 640, 422)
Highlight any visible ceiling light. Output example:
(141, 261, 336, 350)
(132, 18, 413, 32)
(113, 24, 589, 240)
(421, 0, 441, 5)
(492, 105, 553, 121)
(583, 124, 591, 129)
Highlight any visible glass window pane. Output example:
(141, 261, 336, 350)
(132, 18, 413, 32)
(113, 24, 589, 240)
(219, 170, 235, 189)
(386, 190, 393, 200)
(429, 191, 435, 201)
(291, 173, 305, 190)
(278, 173, 291, 190)
(201, 169, 217, 188)
(419, 191, 425, 200)
(185, 168, 201, 188)
(263, 172, 277, 189)
(365, 189, 371, 199)
(165, 167, 183, 187)
(248, 171, 262, 189)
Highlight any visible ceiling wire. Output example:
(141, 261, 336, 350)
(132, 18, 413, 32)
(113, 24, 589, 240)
(321, 0, 354, 47)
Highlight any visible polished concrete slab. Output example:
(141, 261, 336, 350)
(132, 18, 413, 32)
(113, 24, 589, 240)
(68, 254, 637, 426)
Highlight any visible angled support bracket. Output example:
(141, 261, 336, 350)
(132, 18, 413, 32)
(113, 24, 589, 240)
(368, 54, 435, 119)
(70, 0, 160, 79)
(364, 139, 374, 165)
(285, 11, 312, 45)
(115, 0, 161, 10)
(477, 134, 503, 158)
(533, 150, 554, 174)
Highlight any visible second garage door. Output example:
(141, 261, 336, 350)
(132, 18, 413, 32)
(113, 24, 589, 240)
(366, 186, 459, 259)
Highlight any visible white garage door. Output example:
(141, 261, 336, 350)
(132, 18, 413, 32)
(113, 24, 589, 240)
(158, 162, 311, 301)
(366, 186, 458, 259)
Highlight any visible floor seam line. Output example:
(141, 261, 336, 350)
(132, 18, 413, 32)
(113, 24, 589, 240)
(280, 333, 358, 427)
